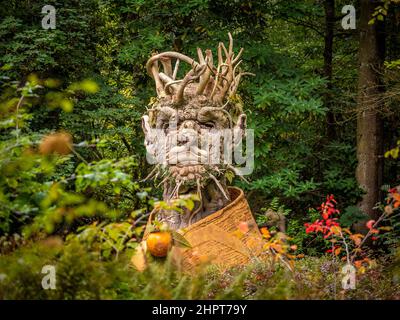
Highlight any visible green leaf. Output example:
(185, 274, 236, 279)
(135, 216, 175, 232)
(185, 199, 194, 211)
(225, 170, 235, 183)
(60, 99, 73, 112)
(339, 206, 368, 227)
(171, 231, 192, 248)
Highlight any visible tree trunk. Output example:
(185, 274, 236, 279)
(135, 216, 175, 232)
(324, 0, 335, 140)
(355, 0, 385, 232)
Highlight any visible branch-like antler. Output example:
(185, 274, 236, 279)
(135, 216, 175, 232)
(146, 52, 198, 77)
(174, 63, 207, 104)
(210, 32, 251, 104)
(196, 49, 213, 95)
(147, 52, 205, 104)
(146, 33, 252, 105)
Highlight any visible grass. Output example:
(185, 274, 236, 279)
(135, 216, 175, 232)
(0, 238, 399, 300)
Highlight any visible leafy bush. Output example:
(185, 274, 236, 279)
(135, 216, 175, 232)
(1, 239, 398, 300)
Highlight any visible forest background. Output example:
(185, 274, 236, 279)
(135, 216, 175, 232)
(0, 0, 400, 299)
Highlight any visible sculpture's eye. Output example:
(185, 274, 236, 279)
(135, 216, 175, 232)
(161, 119, 177, 132)
(204, 122, 215, 129)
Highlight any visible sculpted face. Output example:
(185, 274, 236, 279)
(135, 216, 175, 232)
(142, 33, 252, 229)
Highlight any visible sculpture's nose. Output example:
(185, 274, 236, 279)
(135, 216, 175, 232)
(177, 130, 197, 146)
(179, 120, 195, 130)
(176, 120, 198, 146)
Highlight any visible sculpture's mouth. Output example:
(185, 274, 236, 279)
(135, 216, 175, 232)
(169, 164, 205, 183)
(164, 165, 203, 200)
(165, 162, 229, 202)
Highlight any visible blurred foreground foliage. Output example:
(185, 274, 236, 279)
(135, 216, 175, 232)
(0, 238, 399, 300)
(0, 0, 399, 299)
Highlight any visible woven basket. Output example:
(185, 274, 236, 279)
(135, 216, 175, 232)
(143, 187, 264, 271)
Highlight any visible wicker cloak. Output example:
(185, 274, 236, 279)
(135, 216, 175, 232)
(143, 187, 264, 271)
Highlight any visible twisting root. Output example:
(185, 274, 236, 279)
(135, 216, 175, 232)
(189, 178, 203, 225)
(157, 174, 170, 188)
(208, 173, 229, 200)
(142, 164, 160, 181)
(227, 164, 249, 183)
(153, 169, 161, 181)
(169, 181, 181, 200)
(175, 181, 182, 198)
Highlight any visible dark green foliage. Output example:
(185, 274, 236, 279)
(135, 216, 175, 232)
(0, 0, 366, 217)
(0, 0, 400, 300)
(1, 240, 398, 299)
(340, 206, 368, 228)
(0, 0, 100, 79)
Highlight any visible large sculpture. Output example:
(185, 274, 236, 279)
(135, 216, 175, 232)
(136, 33, 265, 271)
(142, 33, 253, 230)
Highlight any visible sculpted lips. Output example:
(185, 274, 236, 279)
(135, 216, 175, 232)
(169, 164, 205, 182)
(166, 145, 208, 165)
